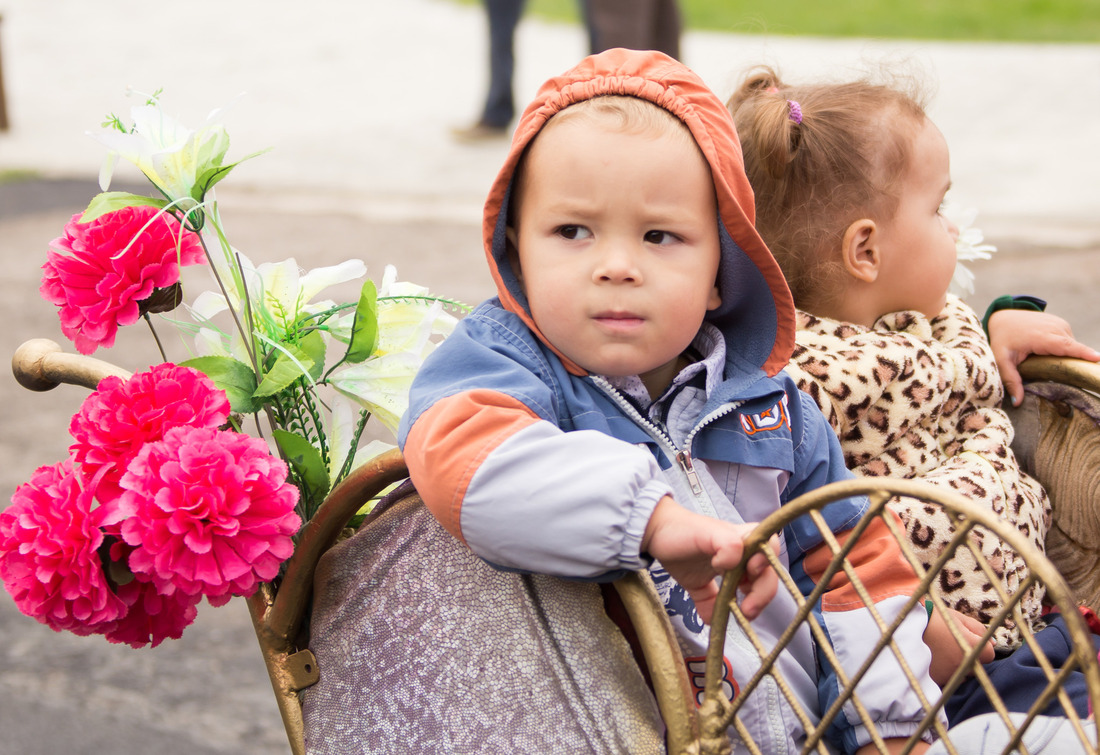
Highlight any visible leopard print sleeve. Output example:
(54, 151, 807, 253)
(926, 294, 1005, 410)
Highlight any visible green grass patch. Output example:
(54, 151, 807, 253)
(684, 0, 1100, 42)
(455, 0, 1100, 43)
(0, 169, 40, 184)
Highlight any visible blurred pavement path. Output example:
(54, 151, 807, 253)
(0, 0, 1097, 243)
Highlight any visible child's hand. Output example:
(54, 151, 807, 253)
(848, 606, 989, 753)
(987, 309, 1100, 406)
(641, 495, 778, 625)
(922, 605, 995, 687)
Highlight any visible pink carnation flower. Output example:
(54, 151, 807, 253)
(40, 205, 204, 354)
(0, 460, 127, 635)
(98, 542, 201, 648)
(118, 426, 301, 603)
(69, 363, 231, 505)
(105, 578, 200, 648)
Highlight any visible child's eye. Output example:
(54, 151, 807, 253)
(556, 225, 591, 241)
(644, 230, 678, 245)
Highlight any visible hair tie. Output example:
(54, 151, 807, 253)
(764, 86, 780, 94)
(787, 100, 803, 125)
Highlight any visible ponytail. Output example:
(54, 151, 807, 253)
(728, 68, 805, 180)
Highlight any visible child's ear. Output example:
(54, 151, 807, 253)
(841, 219, 880, 283)
(707, 282, 722, 311)
(505, 226, 524, 289)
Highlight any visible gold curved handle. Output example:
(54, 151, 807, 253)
(1020, 355, 1100, 394)
(12, 338, 131, 391)
(612, 572, 701, 754)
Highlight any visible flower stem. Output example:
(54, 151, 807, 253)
(193, 204, 259, 375)
(144, 313, 168, 362)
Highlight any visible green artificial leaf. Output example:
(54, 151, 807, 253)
(297, 329, 327, 382)
(80, 192, 169, 223)
(179, 356, 261, 414)
(107, 558, 136, 587)
(192, 165, 233, 203)
(192, 148, 271, 201)
(273, 429, 330, 502)
(345, 279, 378, 363)
(253, 344, 316, 399)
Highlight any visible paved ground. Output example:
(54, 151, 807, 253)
(0, 1, 1098, 753)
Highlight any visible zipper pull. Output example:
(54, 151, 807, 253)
(676, 450, 704, 496)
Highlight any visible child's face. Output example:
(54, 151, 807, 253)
(510, 115, 721, 394)
(873, 118, 960, 320)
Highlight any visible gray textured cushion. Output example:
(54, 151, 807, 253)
(302, 494, 665, 754)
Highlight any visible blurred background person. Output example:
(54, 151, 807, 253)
(453, 0, 528, 141)
(454, 0, 681, 144)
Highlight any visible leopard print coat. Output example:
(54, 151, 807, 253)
(785, 294, 1050, 650)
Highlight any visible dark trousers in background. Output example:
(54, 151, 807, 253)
(480, 0, 527, 128)
(582, 0, 682, 60)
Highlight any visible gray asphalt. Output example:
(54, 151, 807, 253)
(0, 1, 1097, 753)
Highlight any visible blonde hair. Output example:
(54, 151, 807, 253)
(544, 94, 691, 141)
(727, 66, 928, 311)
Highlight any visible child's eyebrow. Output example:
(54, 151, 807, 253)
(541, 199, 597, 219)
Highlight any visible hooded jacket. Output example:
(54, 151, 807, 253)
(398, 49, 938, 753)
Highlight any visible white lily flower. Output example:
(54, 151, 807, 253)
(326, 265, 458, 352)
(186, 305, 254, 363)
(326, 396, 397, 481)
(328, 265, 458, 435)
(91, 100, 235, 210)
(378, 299, 451, 359)
(376, 265, 458, 355)
(189, 253, 366, 356)
(254, 258, 367, 322)
(330, 351, 426, 437)
(942, 199, 997, 297)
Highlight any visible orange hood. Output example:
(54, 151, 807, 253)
(483, 48, 795, 380)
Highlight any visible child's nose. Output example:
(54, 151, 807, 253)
(594, 243, 642, 283)
(945, 216, 960, 241)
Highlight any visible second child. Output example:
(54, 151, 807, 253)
(728, 67, 1100, 652)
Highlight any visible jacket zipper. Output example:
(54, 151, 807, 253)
(595, 378, 791, 749)
(592, 377, 743, 519)
(674, 450, 704, 496)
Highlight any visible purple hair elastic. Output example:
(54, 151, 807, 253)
(787, 100, 803, 125)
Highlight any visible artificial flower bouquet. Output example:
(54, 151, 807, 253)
(1, 91, 465, 649)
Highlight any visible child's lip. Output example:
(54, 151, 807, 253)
(592, 311, 645, 330)
(593, 310, 643, 320)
